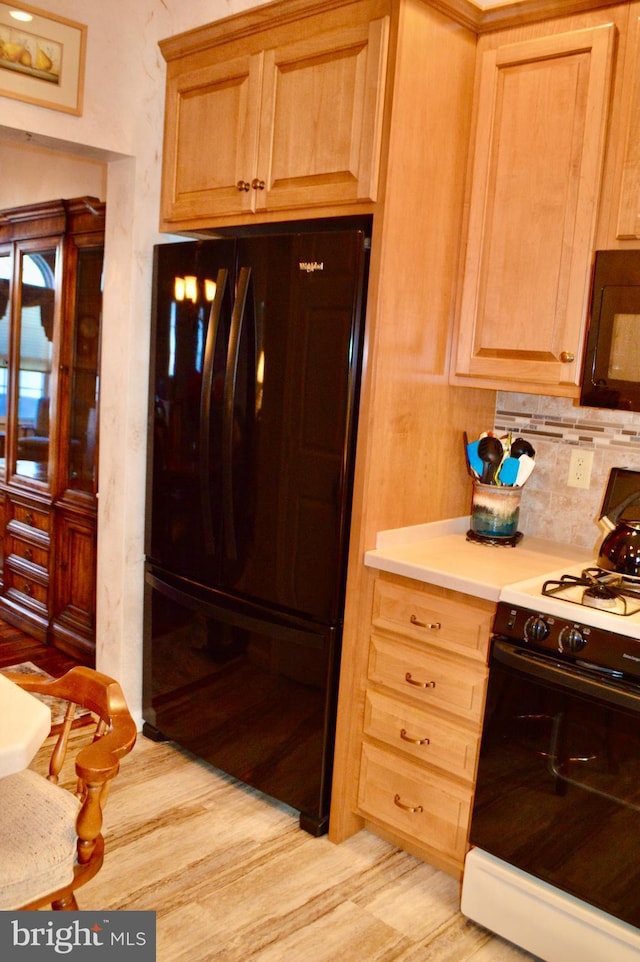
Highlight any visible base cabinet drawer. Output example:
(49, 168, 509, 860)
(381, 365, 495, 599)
(368, 633, 487, 723)
(357, 742, 471, 862)
(372, 577, 492, 662)
(364, 689, 480, 781)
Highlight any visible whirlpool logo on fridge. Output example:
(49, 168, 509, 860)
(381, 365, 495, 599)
(0, 912, 156, 959)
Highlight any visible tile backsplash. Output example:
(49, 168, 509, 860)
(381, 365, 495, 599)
(494, 393, 640, 552)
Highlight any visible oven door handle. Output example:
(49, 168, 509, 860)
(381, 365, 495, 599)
(492, 638, 640, 712)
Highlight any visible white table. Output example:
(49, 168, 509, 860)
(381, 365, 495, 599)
(0, 673, 51, 777)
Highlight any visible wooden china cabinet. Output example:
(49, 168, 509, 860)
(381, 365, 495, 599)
(0, 197, 103, 663)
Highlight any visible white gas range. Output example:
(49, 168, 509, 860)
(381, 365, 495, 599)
(463, 554, 640, 962)
(501, 562, 640, 636)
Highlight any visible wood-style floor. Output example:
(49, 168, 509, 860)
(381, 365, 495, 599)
(64, 737, 542, 962)
(0, 621, 82, 675)
(5, 626, 540, 961)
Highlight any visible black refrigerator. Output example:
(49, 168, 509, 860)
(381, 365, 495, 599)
(142, 220, 370, 835)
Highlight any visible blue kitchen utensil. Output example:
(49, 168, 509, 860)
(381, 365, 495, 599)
(466, 438, 483, 478)
(498, 457, 519, 485)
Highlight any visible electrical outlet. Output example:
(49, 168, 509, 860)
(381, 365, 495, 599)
(567, 449, 594, 489)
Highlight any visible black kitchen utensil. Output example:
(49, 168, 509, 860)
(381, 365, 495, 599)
(477, 435, 502, 484)
(510, 437, 535, 459)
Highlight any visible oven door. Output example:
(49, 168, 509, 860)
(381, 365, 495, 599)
(469, 638, 640, 929)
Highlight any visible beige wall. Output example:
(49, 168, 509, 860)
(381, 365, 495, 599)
(0, 140, 106, 208)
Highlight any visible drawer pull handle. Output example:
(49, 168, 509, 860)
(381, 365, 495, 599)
(25, 513, 34, 526)
(410, 614, 441, 630)
(394, 793, 423, 814)
(405, 672, 436, 689)
(23, 583, 33, 597)
(23, 548, 33, 562)
(400, 728, 430, 746)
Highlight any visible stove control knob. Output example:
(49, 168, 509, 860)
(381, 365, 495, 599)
(524, 615, 549, 643)
(558, 625, 587, 654)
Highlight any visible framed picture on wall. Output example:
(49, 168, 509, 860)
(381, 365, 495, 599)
(0, 2, 86, 115)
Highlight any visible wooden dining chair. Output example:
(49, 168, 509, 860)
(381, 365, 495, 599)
(0, 666, 137, 910)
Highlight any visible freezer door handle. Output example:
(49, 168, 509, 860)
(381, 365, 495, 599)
(223, 266, 251, 561)
(199, 268, 229, 555)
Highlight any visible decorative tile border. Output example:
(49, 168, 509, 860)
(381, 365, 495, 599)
(494, 393, 640, 449)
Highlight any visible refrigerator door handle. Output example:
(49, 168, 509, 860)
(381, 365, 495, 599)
(223, 266, 251, 561)
(199, 268, 229, 555)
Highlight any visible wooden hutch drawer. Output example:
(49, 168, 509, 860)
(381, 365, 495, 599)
(6, 536, 48, 571)
(364, 688, 480, 782)
(368, 633, 488, 723)
(7, 500, 51, 538)
(357, 742, 471, 862)
(3, 566, 48, 609)
(372, 577, 493, 663)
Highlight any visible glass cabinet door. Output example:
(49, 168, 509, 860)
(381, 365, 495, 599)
(0, 247, 11, 482)
(65, 243, 102, 494)
(14, 243, 58, 486)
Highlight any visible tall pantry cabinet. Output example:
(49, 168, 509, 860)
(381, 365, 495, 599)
(0, 197, 103, 663)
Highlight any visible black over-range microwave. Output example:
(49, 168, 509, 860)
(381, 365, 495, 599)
(581, 250, 640, 411)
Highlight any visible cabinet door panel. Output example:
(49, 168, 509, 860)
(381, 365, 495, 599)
(455, 25, 615, 391)
(616, 13, 640, 240)
(54, 511, 96, 635)
(257, 18, 388, 211)
(161, 53, 263, 223)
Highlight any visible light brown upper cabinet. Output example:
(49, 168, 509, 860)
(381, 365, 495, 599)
(452, 22, 616, 396)
(159, 6, 389, 230)
(597, 2, 640, 245)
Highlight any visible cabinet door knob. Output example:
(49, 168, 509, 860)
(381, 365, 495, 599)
(23, 548, 33, 562)
(410, 614, 441, 630)
(405, 672, 436, 689)
(251, 178, 265, 190)
(560, 351, 575, 363)
(393, 793, 423, 814)
(236, 180, 250, 192)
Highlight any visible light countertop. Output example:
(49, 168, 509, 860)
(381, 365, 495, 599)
(364, 518, 593, 602)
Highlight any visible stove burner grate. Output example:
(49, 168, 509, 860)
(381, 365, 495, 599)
(542, 567, 640, 616)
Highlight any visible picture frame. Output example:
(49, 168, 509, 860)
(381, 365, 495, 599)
(0, 2, 86, 115)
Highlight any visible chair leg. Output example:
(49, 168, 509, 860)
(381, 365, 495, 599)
(52, 892, 79, 911)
